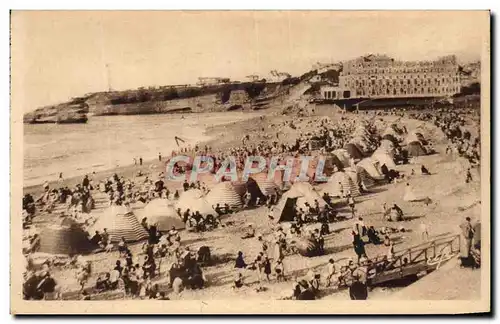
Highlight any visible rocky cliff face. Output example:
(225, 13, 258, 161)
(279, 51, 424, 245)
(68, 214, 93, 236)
(24, 99, 89, 124)
(24, 82, 297, 121)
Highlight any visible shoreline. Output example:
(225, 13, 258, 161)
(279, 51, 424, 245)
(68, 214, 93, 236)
(23, 111, 265, 196)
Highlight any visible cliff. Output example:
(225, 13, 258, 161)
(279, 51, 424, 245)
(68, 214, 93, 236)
(24, 97, 89, 124)
(24, 80, 300, 121)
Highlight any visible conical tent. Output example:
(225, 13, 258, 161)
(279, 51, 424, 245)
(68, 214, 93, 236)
(332, 149, 351, 167)
(273, 182, 327, 222)
(372, 150, 397, 169)
(350, 138, 370, 154)
(305, 155, 344, 183)
(140, 198, 185, 231)
(232, 181, 247, 197)
(250, 172, 280, 196)
(319, 171, 360, 197)
(356, 158, 384, 180)
(92, 205, 148, 243)
(379, 139, 395, 154)
(344, 143, 364, 160)
(356, 167, 377, 189)
(406, 141, 427, 157)
(39, 221, 95, 255)
(175, 190, 215, 216)
(205, 181, 243, 209)
(382, 133, 399, 146)
(405, 131, 426, 145)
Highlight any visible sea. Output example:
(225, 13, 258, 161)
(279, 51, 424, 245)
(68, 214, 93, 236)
(24, 112, 257, 187)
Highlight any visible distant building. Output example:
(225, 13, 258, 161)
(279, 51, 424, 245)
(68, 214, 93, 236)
(339, 54, 461, 99)
(197, 77, 231, 87)
(320, 85, 352, 100)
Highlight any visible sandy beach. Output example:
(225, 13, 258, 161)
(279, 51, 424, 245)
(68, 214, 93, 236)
(22, 107, 482, 301)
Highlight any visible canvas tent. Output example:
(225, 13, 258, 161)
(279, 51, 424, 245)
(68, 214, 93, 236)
(379, 139, 396, 154)
(356, 158, 385, 180)
(345, 167, 376, 190)
(406, 141, 427, 157)
(372, 150, 397, 170)
(39, 221, 95, 255)
(332, 149, 351, 168)
(250, 172, 281, 196)
(205, 181, 243, 209)
(175, 190, 216, 216)
(140, 198, 185, 231)
(319, 171, 360, 197)
(344, 143, 364, 160)
(381, 133, 399, 146)
(273, 182, 327, 222)
(405, 131, 426, 145)
(92, 205, 148, 243)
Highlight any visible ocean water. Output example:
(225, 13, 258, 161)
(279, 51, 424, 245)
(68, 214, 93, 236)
(24, 112, 256, 187)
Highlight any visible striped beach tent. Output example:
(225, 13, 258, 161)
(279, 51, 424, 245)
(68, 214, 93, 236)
(92, 205, 148, 243)
(205, 181, 243, 209)
(348, 166, 377, 190)
(39, 221, 95, 255)
(250, 172, 280, 196)
(139, 198, 185, 231)
(320, 171, 360, 198)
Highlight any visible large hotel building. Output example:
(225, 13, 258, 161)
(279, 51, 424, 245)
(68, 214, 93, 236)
(321, 54, 461, 100)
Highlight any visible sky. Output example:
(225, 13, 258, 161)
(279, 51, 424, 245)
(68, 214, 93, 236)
(11, 11, 488, 112)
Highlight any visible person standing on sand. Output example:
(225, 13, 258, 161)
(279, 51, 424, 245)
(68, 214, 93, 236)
(139, 157, 143, 166)
(465, 168, 473, 183)
(158, 153, 162, 162)
(134, 158, 137, 166)
(459, 217, 474, 267)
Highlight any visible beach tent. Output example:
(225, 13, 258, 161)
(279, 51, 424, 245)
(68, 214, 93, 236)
(244, 177, 265, 200)
(406, 141, 427, 157)
(332, 149, 351, 168)
(319, 171, 360, 198)
(344, 143, 364, 160)
(381, 133, 399, 146)
(356, 158, 384, 180)
(273, 182, 327, 222)
(140, 198, 185, 231)
(175, 189, 216, 216)
(305, 155, 344, 183)
(405, 131, 426, 145)
(350, 138, 370, 154)
(273, 196, 298, 222)
(382, 126, 398, 138)
(372, 150, 397, 170)
(205, 181, 243, 209)
(92, 205, 148, 243)
(345, 167, 376, 190)
(250, 172, 281, 196)
(379, 139, 396, 153)
(231, 181, 248, 197)
(39, 220, 95, 255)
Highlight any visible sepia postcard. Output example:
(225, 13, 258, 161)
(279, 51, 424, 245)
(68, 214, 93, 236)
(10, 10, 491, 314)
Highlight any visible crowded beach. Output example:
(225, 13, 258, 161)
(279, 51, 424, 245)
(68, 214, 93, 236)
(21, 104, 482, 301)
